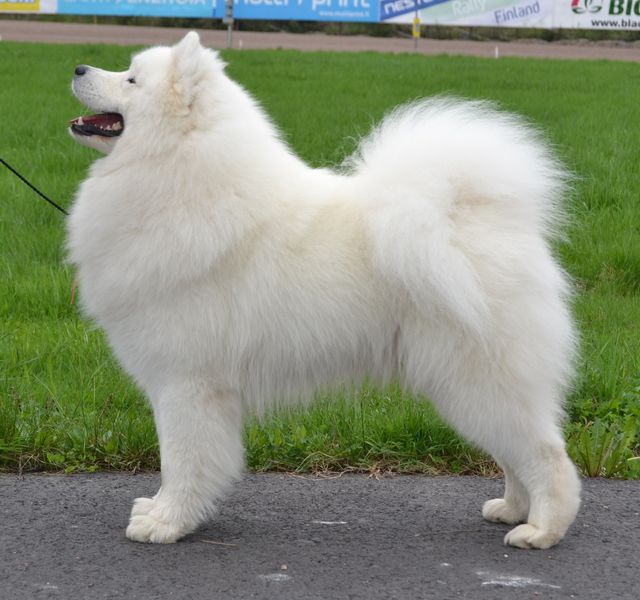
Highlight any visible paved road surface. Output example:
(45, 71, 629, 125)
(1, 473, 639, 599)
(2, 19, 640, 61)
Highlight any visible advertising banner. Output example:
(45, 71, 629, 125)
(385, 1, 640, 29)
(1, 0, 638, 29)
(57, 0, 216, 18)
(0, 0, 56, 12)
(233, 0, 377, 23)
(559, 0, 640, 30)
(380, 0, 448, 21)
(384, 0, 552, 25)
(0, 0, 40, 10)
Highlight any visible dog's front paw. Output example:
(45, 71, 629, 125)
(126, 497, 191, 543)
(126, 512, 186, 544)
(482, 498, 527, 525)
(504, 523, 562, 549)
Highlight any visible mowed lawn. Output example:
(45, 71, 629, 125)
(1, 41, 638, 476)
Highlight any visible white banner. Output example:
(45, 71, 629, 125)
(386, 1, 640, 29)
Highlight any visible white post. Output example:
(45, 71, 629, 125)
(223, 0, 234, 50)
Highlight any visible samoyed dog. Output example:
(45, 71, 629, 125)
(67, 32, 581, 549)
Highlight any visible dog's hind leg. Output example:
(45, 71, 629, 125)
(435, 384, 580, 549)
(126, 380, 244, 543)
(403, 312, 580, 549)
(501, 442, 580, 550)
(482, 463, 529, 525)
(423, 362, 580, 550)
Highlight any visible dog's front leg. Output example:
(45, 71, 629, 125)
(126, 381, 244, 543)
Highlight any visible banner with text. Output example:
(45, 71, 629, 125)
(1, 0, 638, 29)
(57, 0, 216, 18)
(0, 0, 56, 13)
(233, 0, 377, 22)
(383, 1, 640, 30)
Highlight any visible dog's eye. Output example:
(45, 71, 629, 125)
(127, 77, 136, 84)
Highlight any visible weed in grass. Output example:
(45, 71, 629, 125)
(1, 42, 639, 475)
(567, 418, 639, 478)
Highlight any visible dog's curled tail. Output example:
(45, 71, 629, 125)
(346, 98, 570, 335)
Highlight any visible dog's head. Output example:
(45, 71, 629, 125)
(69, 32, 224, 154)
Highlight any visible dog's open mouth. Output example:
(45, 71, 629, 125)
(69, 113, 124, 137)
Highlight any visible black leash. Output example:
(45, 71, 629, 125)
(1, 157, 69, 216)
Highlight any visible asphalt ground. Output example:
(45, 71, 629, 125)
(1, 19, 640, 61)
(1, 473, 639, 599)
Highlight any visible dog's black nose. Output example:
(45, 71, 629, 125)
(75, 65, 88, 77)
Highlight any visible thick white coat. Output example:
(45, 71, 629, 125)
(67, 32, 581, 548)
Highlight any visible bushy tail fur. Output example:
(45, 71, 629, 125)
(346, 99, 569, 335)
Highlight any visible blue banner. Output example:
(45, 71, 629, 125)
(58, 0, 217, 18)
(234, 0, 378, 22)
(54, 0, 453, 23)
(56, 0, 381, 21)
(379, 0, 447, 21)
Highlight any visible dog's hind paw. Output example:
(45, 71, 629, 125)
(504, 523, 562, 549)
(482, 498, 527, 525)
(130, 496, 156, 517)
(126, 513, 186, 544)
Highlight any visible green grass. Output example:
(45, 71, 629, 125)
(1, 42, 639, 477)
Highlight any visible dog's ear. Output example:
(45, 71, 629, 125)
(174, 31, 201, 62)
(171, 32, 205, 109)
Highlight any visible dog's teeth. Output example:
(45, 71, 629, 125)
(77, 117, 83, 125)
(113, 122, 122, 131)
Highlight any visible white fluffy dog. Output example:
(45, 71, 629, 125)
(67, 32, 581, 549)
